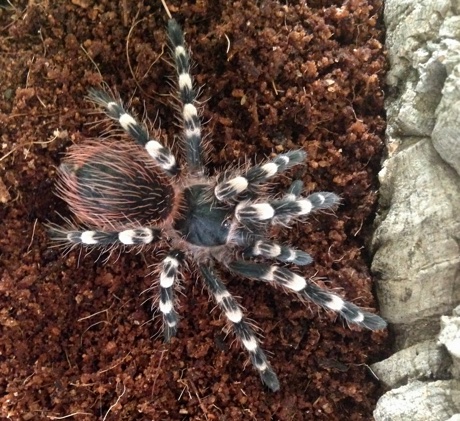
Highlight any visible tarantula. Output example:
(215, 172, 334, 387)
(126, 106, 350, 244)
(49, 18, 386, 391)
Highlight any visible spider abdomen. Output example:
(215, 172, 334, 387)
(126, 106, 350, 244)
(174, 185, 232, 247)
(57, 140, 176, 230)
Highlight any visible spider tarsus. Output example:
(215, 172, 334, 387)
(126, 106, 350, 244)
(306, 191, 341, 210)
(167, 19, 186, 54)
(343, 305, 388, 331)
(277, 247, 313, 266)
(286, 179, 304, 198)
(361, 313, 388, 331)
(163, 320, 178, 342)
(261, 369, 280, 392)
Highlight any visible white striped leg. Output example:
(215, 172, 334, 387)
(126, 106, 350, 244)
(234, 231, 312, 266)
(214, 150, 307, 202)
(200, 265, 280, 391)
(246, 240, 313, 266)
(87, 89, 178, 175)
(235, 192, 340, 225)
(167, 19, 204, 174)
(47, 223, 161, 246)
(228, 261, 387, 331)
(158, 251, 182, 341)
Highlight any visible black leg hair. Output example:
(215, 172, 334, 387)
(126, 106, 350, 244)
(87, 89, 178, 175)
(200, 265, 280, 391)
(214, 150, 307, 202)
(47, 224, 161, 246)
(167, 19, 204, 175)
(158, 250, 182, 341)
(228, 261, 387, 331)
(235, 191, 340, 225)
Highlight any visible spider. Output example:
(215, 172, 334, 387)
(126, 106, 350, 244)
(48, 18, 386, 392)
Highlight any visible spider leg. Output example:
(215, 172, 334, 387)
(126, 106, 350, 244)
(47, 223, 161, 246)
(167, 19, 204, 175)
(158, 250, 182, 341)
(245, 240, 313, 266)
(274, 179, 307, 225)
(214, 150, 306, 202)
(234, 230, 313, 266)
(235, 191, 340, 226)
(228, 261, 387, 331)
(200, 265, 280, 391)
(87, 89, 178, 176)
(285, 179, 304, 199)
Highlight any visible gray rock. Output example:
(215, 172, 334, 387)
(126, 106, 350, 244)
(373, 380, 460, 421)
(372, 0, 460, 419)
(371, 340, 451, 389)
(438, 306, 460, 378)
(432, 63, 460, 175)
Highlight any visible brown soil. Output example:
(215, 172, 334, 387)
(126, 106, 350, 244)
(0, 1, 388, 420)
